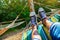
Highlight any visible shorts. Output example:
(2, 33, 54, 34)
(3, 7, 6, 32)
(50, 22, 60, 40)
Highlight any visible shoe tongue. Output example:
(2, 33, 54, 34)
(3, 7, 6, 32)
(38, 8, 45, 12)
(30, 12, 36, 16)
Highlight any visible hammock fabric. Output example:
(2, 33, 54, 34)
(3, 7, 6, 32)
(22, 14, 60, 40)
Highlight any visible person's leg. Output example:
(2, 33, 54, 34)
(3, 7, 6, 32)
(30, 12, 42, 40)
(32, 25, 42, 40)
(38, 8, 53, 30)
(38, 8, 60, 40)
(57, 10, 60, 14)
(42, 19, 52, 30)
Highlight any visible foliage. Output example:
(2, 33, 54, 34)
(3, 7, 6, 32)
(0, 0, 29, 22)
(0, 0, 60, 22)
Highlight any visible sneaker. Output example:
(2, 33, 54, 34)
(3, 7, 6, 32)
(38, 8, 47, 20)
(30, 12, 37, 26)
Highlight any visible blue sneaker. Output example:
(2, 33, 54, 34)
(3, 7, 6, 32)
(38, 8, 47, 20)
(30, 12, 37, 26)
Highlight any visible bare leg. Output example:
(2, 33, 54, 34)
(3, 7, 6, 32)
(57, 10, 60, 14)
(38, 8, 53, 30)
(30, 12, 42, 40)
(42, 19, 53, 30)
(38, 8, 60, 40)
(32, 25, 42, 40)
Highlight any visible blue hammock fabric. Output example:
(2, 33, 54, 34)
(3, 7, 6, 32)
(22, 30, 32, 40)
(27, 30, 32, 40)
(22, 14, 60, 40)
(54, 14, 60, 20)
(22, 25, 47, 40)
(50, 13, 60, 22)
(37, 25, 48, 40)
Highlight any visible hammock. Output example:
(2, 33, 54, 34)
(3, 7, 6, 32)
(22, 13, 60, 40)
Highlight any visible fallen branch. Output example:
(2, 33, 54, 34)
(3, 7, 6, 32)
(0, 18, 24, 24)
(0, 15, 19, 36)
(0, 21, 25, 30)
